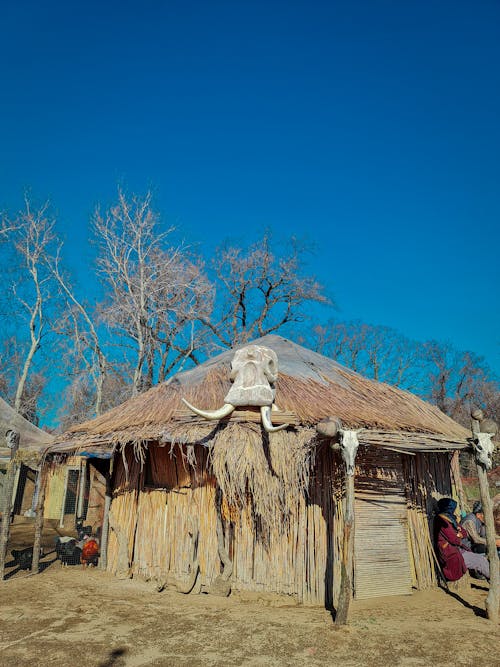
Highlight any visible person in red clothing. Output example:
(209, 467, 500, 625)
(435, 497, 468, 581)
(435, 497, 490, 581)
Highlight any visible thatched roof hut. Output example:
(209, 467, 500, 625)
(47, 335, 470, 607)
(0, 396, 54, 518)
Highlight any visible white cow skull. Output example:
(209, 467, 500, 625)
(5, 429, 20, 450)
(182, 345, 289, 433)
(472, 432, 495, 470)
(339, 429, 359, 476)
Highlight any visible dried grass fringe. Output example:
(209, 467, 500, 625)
(208, 423, 317, 536)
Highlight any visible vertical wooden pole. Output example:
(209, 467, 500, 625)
(76, 458, 87, 522)
(335, 471, 355, 625)
(471, 414, 499, 624)
(31, 464, 47, 574)
(0, 431, 20, 581)
(99, 460, 113, 571)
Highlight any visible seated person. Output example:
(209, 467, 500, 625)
(435, 497, 490, 581)
(495, 503, 500, 536)
(462, 501, 500, 555)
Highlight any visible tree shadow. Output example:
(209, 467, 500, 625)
(439, 585, 487, 618)
(97, 648, 128, 667)
(3, 565, 22, 580)
(39, 557, 58, 572)
(470, 582, 489, 592)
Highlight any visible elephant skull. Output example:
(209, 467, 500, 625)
(182, 345, 289, 433)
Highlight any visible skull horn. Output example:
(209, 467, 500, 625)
(181, 398, 235, 420)
(260, 405, 289, 433)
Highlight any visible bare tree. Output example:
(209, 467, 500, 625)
(50, 249, 109, 416)
(92, 188, 213, 395)
(309, 320, 425, 391)
(58, 368, 130, 431)
(423, 341, 498, 425)
(2, 197, 59, 416)
(205, 233, 330, 348)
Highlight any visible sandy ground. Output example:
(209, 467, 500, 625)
(0, 548, 499, 667)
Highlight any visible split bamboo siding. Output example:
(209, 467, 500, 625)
(354, 449, 412, 599)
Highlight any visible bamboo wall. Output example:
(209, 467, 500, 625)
(106, 443, 454, 606)
(107, 446, 221, 587)
(230, 445, 343, 606)
(44, 459, 75, 520)
(354, 449, 412, 599)
(86, 466, 106, 531)
(44, 456, 105, 526)
(404, 452, 453, 591)
(107, 444, 343, 606)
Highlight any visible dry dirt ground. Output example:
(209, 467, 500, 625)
(1, 555, 499, 667)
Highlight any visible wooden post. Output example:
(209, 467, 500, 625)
(76, 458, 87, 522)
(335, 471, 355, 625)
(31, 463, 48, 574)
(0, 431, 20, 581)
(471, 411, 499, 624)
(334, 428, 359, 625)
(99, 461, 113, 571)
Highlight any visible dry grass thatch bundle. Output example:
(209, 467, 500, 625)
(208, 422, 318, 534)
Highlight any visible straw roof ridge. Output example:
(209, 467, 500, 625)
(59, 334, 468, 444)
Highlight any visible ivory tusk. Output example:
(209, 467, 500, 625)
(181, 398, 235, 421)
(260, 405, 289, 433)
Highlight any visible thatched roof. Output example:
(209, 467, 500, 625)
(0, 396, 54, 466)
(51, 335, 469, 455)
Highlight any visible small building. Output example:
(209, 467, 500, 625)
(0, 397, 53, 518)
(47, 335, 470, 607)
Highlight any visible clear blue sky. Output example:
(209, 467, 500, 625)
(1, 1, 499, 373)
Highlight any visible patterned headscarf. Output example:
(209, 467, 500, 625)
(437, 497, 458, 529)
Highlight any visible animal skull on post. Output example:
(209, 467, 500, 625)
(5, 429, 20, 450)
(182, 345, 290, 433)
(472, 432, 495, 470)
(338, 429, 360, 476)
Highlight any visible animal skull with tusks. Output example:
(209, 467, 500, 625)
(182, 345, 290, 433)
(472, 432, 495, 470)
(339, 429, 360, 476)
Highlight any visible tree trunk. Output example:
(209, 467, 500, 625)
(472, 416, 499, 623)
(14, 289, 42, 414)
(476, 464, 499, 623)
(335, 472, 355, 625)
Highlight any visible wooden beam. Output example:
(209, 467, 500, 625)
(76, 458, 87, 521)
(471, 415, 499, 624)
(173, 408, 298, 426)
(0, 433, 20, 581)
(335, 471, 355, 625)
(98, 460, 113, 570)
(31, 463, 47, 574)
